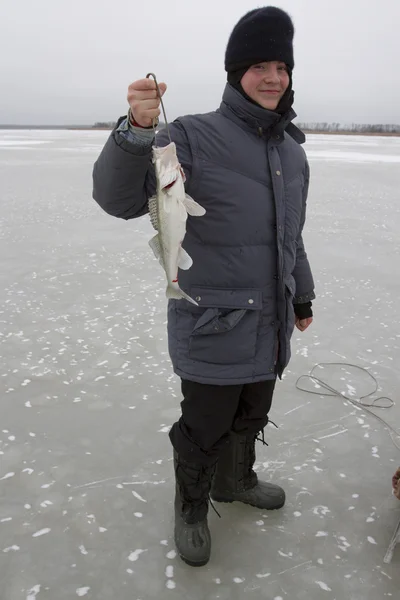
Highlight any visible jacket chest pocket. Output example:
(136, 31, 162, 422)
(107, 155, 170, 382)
(188, 287, 262, 365)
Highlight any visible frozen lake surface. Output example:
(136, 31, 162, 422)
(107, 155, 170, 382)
(1, 129, 400, 599)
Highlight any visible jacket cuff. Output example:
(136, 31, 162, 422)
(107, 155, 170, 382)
(115, 116, 155, 154)
(294, 290, 316, 304)
(293, 301, 313, 319)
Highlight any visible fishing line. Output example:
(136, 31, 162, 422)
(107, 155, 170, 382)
(296, 362, 400, 451)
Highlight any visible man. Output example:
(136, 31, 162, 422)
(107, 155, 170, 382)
(92, 6, 315, 567)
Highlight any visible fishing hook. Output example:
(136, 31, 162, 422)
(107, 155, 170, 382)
(146, 72, 172, 144)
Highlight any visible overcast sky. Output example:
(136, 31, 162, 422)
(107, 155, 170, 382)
(0, 0, 399, 125)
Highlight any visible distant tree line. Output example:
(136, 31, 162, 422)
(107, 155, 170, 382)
(92, 120, 399, 135)
(297, 122, 400, 134)
(92, 121, 166, 130)
(92, 121, 117, 129)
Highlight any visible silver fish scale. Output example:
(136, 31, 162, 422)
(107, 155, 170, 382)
(148, 196, 159, 231)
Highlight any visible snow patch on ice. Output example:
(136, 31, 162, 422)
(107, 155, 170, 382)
(3, 545, 20, 552)
(32, 528, 51, 537)
(315, 581, 332, 591)
(128, 548, 147, 562)
(313, 505, 331, 517)
(132, 491, 146, 503)
(166, 580, 176, 589)
(26, 585, 41, 600)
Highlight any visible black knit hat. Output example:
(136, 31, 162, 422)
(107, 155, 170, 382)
(225, 6, 295, 73)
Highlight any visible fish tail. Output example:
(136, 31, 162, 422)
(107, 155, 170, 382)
(166, 284, 198, 306)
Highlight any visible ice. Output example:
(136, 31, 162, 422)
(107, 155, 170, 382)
(306, 150, 400, 163)
(0, 140, 49, 147)
(0, 130, 399, 599)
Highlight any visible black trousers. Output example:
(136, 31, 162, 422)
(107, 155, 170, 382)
(169, 379, 276, 465)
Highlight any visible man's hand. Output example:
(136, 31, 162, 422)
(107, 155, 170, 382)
(127, 78, 167, 128)
(295, 316, 313, 332)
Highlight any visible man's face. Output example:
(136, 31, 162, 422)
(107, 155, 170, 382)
(240, 61, 290, 110)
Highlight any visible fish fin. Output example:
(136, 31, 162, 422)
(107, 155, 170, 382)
(166, 284, 198, 306)
(177, 246, 193, 271)
(182, 194, 206, 217)
(148, 234, 164, 268)
(160, 171, 178, 190)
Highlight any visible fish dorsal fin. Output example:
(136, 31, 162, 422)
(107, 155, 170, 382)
(182, 194, 206, 217)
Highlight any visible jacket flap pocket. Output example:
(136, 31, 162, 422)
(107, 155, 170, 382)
(192, 308, 247, 335)
(190, 287, 262, 310)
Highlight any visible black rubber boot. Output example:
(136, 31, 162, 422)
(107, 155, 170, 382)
(173, 451, 216, 567)
(210, 432, 285, 510)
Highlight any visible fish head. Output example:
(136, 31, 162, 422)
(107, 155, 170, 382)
(153, 142, 186, 190)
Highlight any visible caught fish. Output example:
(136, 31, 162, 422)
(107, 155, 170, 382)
(148, 141, 205, 305)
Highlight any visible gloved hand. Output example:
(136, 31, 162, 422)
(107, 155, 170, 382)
(294, 301, 313, 332)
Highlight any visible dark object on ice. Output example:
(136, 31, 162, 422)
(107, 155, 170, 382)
(210, 432, 285, 509)
(392, 466, 400, 500)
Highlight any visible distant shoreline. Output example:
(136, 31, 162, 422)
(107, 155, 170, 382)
(0, 126, 399, 137)
(300, 131, 400, 137)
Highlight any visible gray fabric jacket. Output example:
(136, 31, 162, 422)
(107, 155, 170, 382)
(92, 84, 315, 385)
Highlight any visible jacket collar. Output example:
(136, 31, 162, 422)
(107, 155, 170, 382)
(219, 84, 305, 144)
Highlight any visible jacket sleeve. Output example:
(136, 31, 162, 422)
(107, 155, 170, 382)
(292, 159, 315, 304)
(92, 116, 193, 220)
